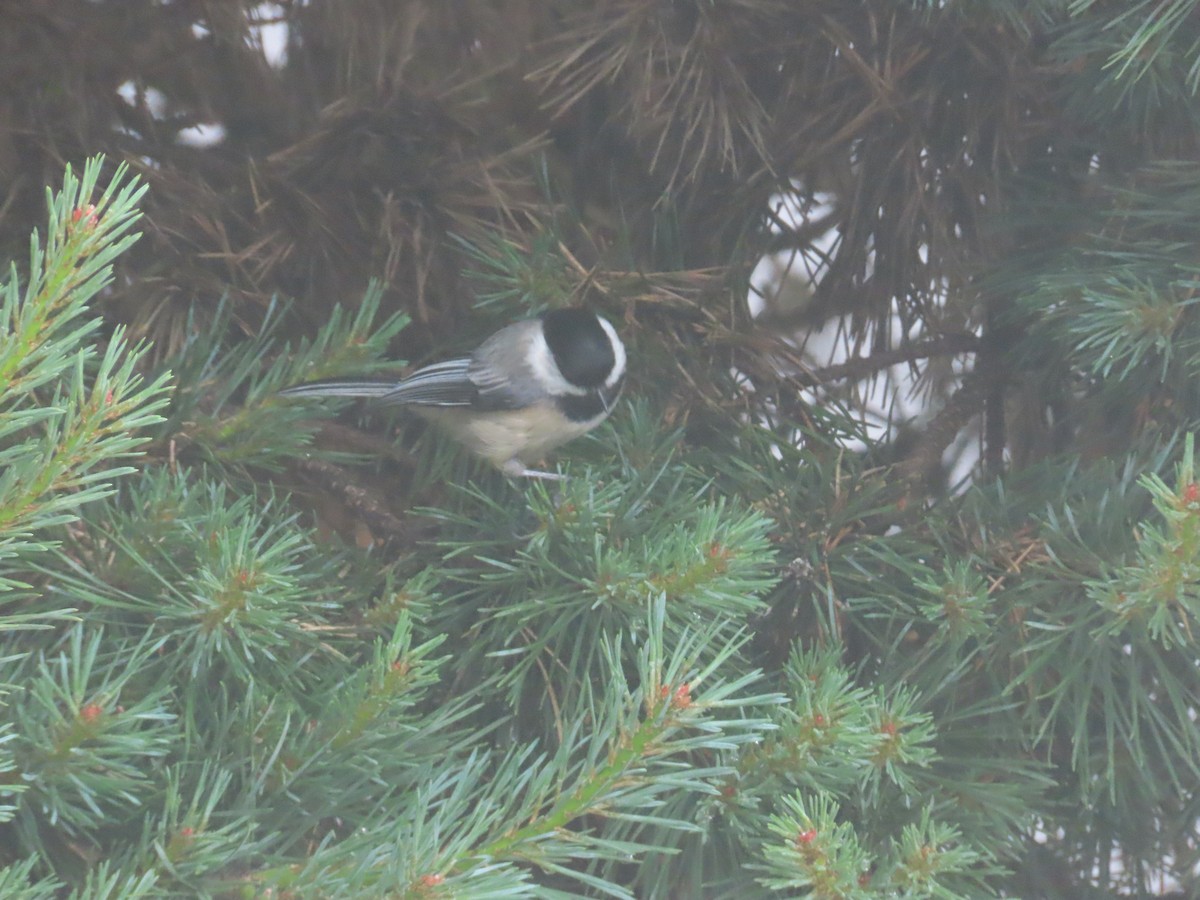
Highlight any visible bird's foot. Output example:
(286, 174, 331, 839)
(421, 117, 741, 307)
(501, 459, 566, 481)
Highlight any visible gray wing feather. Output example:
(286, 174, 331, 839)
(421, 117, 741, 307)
(282, 321, 543, 411)
(466, 321, 543, 412)
(279, 363, 477, 407)
(380, 359, 477, 407)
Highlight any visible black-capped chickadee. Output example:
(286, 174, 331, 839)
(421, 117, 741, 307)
(281, 309, 626, 479)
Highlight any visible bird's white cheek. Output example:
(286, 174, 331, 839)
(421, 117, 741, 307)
(596, 316, 626, 389)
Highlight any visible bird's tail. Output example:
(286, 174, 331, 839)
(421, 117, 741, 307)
(279, 380, 399, 399)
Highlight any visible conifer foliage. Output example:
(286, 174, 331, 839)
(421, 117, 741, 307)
(3, 2, 1200, 898)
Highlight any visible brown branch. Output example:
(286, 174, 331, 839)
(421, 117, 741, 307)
(981, 294, 1015, 479)
(779, 333, 979, 387)
(898, 370, 988, 487)
(290, 457, 414, 543)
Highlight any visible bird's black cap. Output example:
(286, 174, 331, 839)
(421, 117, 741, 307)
(542, 309, 617, 388)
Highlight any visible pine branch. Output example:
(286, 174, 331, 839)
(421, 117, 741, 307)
(245, 599, 780, 899)
(798, 334, 980, 387)
(157, 282, 408, 471)
(0, 157, 171, 595)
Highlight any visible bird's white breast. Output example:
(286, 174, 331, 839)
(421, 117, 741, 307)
(416, 403, 609, 467)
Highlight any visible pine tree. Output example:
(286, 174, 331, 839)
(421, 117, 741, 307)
(3, 2, 1200, 898)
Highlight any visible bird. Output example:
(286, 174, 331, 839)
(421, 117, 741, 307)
(280, 308, 626, 480)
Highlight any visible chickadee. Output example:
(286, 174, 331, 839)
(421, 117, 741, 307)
(281, 308, 626, 479)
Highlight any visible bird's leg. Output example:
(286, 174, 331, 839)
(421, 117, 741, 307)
(500, 458, 567, 481)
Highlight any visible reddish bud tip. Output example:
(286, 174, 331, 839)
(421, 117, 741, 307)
(80, 703, 103, 722)
(71, 204, 98, 228)
(796, 828, 817, 845)
(419, 874, 444, 887)
(671, 683, 692, 709)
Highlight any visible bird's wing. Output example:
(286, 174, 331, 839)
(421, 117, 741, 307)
(283, 319, 544, 410)
(463, 321, 544, 412)
(462, 357, 534, 412)
(378, 358, 479, 407)
(280, 361, 479, 407)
